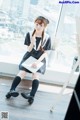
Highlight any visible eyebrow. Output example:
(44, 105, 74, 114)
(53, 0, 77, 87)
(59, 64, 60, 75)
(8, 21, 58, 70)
(36, 23, 43, 26)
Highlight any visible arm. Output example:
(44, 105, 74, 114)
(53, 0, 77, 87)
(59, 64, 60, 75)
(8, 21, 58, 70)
(37, 37, 51, 63)
(31, 52, 47, 68)
(31, 37, 51, 68)
(37, 52, 47, 63)
(27, 35, 35, 52)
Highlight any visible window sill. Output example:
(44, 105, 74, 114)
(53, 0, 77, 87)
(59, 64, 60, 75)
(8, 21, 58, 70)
(0, 55, 79, 88)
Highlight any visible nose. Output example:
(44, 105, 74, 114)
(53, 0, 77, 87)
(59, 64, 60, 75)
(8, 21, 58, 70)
(37, 24, 40, 28)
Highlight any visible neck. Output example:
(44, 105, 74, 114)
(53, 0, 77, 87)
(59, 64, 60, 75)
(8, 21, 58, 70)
(35, 31, 43, 37)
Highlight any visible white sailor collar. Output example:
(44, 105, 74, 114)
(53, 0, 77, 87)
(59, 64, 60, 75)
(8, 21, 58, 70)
(29, 31, 49, 51)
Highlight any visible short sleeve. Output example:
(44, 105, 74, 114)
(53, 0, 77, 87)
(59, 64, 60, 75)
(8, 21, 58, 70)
(24, 32, 31, 46)
(43, 37, 51, 51)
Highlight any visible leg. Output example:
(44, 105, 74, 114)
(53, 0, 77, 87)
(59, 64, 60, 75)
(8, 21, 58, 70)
(6, 70, 27, 99)
(10, 70, 27, 90)
(30, 73, 39, 97)
(21, 73, 39, 104)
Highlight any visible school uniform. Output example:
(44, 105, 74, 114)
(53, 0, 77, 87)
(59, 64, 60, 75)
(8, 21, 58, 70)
(6, 16, 51, 102)
(19, 32, 51, 74)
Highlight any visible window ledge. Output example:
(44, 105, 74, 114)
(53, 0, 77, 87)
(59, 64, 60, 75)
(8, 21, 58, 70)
(0, 55, 79, 88)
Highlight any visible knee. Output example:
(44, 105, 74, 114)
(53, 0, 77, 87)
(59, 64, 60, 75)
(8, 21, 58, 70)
(32, 73, 39, 80)
(17, 70, 27, 79)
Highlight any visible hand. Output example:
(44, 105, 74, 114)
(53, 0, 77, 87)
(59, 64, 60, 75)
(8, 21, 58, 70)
(31, 62, 38, 68)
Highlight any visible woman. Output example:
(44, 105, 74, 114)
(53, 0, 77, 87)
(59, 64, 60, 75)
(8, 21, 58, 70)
(6, 16, 51, 104)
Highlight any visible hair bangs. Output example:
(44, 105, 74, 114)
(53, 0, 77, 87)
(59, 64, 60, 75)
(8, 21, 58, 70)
(35, 19, 44, 25)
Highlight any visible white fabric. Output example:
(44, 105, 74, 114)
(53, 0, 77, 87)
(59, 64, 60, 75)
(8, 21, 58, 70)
(22, 56, 43, 73)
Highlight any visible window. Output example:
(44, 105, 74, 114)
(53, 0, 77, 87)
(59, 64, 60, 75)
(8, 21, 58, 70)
(0, 0, 79, 72)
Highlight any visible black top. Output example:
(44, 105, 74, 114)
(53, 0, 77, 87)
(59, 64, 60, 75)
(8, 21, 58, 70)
(36, 37, 41, 49)
(24, 32, 51, 51)
(19, 32, 51, 74)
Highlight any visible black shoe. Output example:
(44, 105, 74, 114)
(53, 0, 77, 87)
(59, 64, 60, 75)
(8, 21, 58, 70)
(6, 90, 19, 99)
(21, 92, 33, 98)
(28, 97, 34, 105)
(21, 92, 34, 104)
(21, 93, 32, 99)
(6, 92, 11, 99)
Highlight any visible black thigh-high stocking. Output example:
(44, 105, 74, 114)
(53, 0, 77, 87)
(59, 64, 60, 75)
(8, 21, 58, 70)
(10, 76, 21, 90)
(30, 79, 39, 97)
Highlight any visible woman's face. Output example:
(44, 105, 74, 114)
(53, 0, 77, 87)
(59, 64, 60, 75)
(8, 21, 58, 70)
(35, 21, 45, 32)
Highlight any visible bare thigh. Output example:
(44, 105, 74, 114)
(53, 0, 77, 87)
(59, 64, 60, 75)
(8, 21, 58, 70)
(17, 70, 27, 79)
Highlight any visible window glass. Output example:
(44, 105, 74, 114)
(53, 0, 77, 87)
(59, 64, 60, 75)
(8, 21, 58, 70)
(0, 0, 61, 57)
(0, 0, 79, 71)
(48, 3, 80, 72)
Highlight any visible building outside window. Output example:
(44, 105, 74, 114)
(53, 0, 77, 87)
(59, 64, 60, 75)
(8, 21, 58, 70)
(0, 0, 79, 72)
